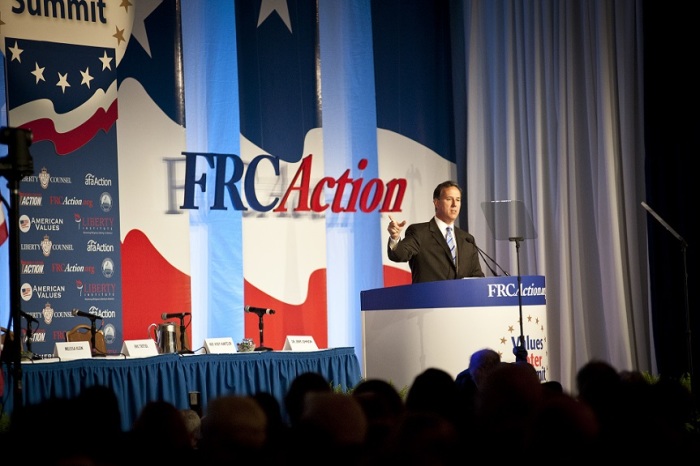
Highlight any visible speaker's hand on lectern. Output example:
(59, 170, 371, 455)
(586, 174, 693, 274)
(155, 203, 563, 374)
(388, 215, 406, 241)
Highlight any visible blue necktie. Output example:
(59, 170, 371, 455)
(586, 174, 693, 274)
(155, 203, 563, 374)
(446, 227, 456, 265)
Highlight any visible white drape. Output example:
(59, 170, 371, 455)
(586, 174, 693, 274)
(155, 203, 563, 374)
(181, 1, 243, 348)
(460, 0, 650, 391)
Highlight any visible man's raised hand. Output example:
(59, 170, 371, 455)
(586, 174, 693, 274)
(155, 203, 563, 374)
(387, 215, 406, 240)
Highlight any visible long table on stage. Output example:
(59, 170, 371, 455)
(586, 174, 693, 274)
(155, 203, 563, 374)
(1, 347, 362, 430)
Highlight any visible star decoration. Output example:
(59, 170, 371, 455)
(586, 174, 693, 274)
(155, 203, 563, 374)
(508, 325, 514, 333)
(258, 0, 292, 33)
(56, 72, 71, 93)
(9, 41, 23, 62)
(113, 26, 126, 45)
(31, 62, 46, 84)
(500, 337, 506, 344)
(131, 0, 162, 57)
(99, 51, 113, 71)
(120, 0, 133, 12)
(80, 67, 94, 89)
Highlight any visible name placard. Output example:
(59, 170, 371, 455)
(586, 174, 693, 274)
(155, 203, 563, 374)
(121, 339, 159, 358)
(53, 341, 92, 360)
(283, 335, 318, 351)
(204, 337, 236, 354)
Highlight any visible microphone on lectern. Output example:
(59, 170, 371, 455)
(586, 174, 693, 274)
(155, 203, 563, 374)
(474, 245, 510, 277)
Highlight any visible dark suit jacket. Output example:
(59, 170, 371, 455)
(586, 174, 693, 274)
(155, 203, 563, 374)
(387, 218, 484, 283)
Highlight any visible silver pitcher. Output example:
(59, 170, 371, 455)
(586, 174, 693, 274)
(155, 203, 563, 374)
(148, 322, 177, 354)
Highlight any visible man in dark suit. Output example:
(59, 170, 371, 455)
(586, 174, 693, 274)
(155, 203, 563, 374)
(387, 180, 484, 283)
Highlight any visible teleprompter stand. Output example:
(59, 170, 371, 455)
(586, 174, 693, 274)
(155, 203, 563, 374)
(641, 201, 694, 421)
(481, 199, 537, 362)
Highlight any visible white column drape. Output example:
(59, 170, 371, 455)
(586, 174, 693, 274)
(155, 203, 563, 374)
(461, 0, 649, 391)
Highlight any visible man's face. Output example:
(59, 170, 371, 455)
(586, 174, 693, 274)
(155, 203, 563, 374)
(434, 186, 461, 223)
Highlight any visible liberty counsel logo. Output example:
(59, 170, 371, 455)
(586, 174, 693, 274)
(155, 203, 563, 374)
(41, 235, 52, 257)
(43, 302, 55, 324)
(39, 167, 50, 189)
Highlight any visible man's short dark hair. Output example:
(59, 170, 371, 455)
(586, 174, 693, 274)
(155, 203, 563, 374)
(433, 181, 462, 200)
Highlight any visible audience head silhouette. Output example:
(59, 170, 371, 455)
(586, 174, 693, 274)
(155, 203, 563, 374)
(129, 400, 195, 464)
(179, 408, 202, 449)
(300, 392, 368, 447)
(198, 395, 268, 463)
(283, 371, 331, 426)
(405, 367, 468, 436)
(474, 361, 543, 456)
(468, 348, 502, 388)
